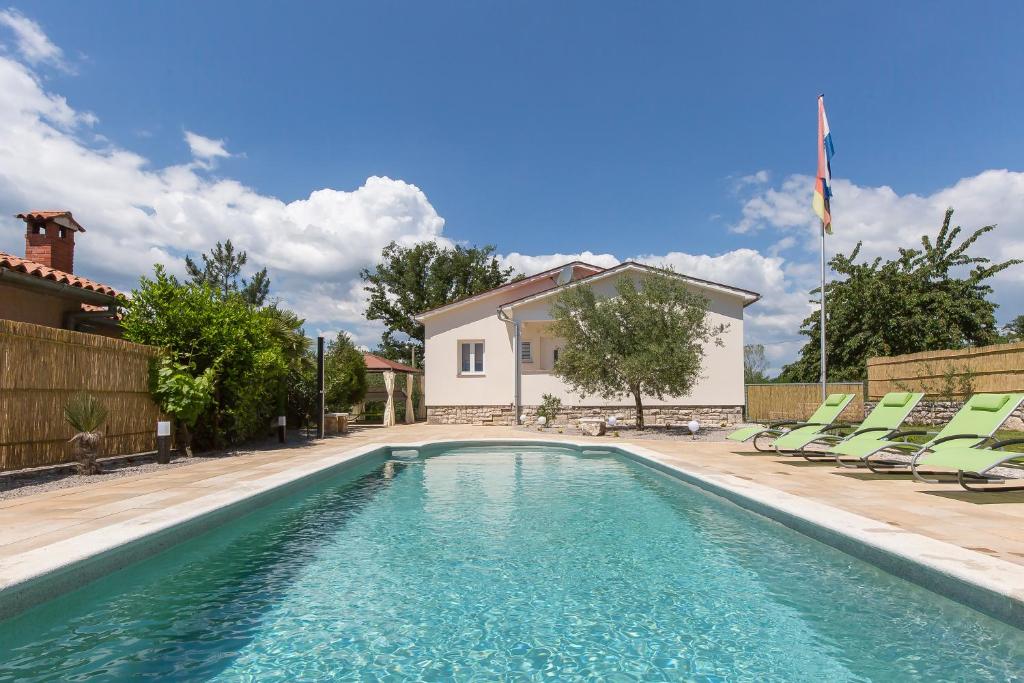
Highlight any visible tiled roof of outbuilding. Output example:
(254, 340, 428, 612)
(0, 251, 119, 297)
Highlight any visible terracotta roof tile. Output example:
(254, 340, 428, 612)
(0, 251, 120, 297)
(362, 352, 420, 373)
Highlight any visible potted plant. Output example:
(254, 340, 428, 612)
(64, 393, 108, 475)
(149, 355, 215, 461)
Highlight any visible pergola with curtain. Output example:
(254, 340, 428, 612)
(359, 353, 424, 426)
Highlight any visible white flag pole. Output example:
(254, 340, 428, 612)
(818, 92, 828, 402)
(820, 220, 827, 401)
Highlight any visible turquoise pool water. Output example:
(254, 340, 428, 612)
(2, 443, 1023, 681)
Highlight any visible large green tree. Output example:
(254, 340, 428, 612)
(361, 241, 515, 361)
(1001, 315, 1024, 342)
(780, 209, 1021, 382)
(185, 239, 270, 306)
(550, 270, 726, 430)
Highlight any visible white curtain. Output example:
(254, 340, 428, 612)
(405, 373, 415, 423)
(383, 370, 396, 427)
(417, 375, 427, 419)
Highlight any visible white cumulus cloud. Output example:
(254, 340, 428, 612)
(0, 9, 68, 70)
(0, 27, 447, 346)
(184, 130, 231, 162)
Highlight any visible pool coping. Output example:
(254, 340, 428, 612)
(1, 437, 1023, 629)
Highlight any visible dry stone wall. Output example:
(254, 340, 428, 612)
(427, 404, 744, 427)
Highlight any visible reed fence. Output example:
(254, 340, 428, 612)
(866, 341, 1024, 400)
(745, 382, 865, 422)
(0, 320, 163, 471)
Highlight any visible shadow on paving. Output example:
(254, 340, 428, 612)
(921, 490, 1024, 505)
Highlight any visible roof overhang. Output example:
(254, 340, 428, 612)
(0, 266, 119, 305)
(497, 261, 761, 315)
(413, 261, 606, 322)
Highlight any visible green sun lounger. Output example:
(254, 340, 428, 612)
(788, 391, 924, 457)
(910, 435, 1024, 491)
(727, 393, 855, 452)
(831, 393, 1024, 472)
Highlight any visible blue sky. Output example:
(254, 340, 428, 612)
(1, 2, 1022, 368)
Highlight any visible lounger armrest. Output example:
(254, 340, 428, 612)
(772, 421, 824, 431)
(849, 426, 895, 437)
(929, 433, 996, 447)
(767, 420, 801, 428)
(823, 422, 854, 432)
(991, 437, 1024, 451)
(887, 429, 931, 441)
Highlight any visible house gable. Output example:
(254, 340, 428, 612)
(498, 261, 760, 316)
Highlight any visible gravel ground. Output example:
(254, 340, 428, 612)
(0, 439, 297, 501)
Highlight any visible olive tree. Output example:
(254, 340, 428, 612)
(550, 270, 727, 430)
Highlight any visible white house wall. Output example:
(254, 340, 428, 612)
(422, 268, 749, 425)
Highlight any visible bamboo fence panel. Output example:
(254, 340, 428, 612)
(745, 382, 865, 422)
(866, 341, 1024, 400)
(0, 320, 163, 471)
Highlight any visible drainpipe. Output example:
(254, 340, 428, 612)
(496, 306, 522, 424)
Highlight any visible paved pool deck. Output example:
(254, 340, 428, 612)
(3, 424, 1024, 620)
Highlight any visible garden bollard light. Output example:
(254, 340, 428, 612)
(156, 421, 172, 464)
(277, 415, 286, 443)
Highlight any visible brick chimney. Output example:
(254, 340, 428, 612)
(17, 211, 86, 274)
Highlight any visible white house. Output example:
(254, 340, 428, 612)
(415, 261, 760, 426)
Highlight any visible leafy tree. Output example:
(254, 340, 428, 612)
(325, 333, 368, 412)
(1001, 315, 1024, 342)
(744, 344, 770, 383)
(285, 334, 368, 426)
(780, 209, 1021, 382)
(122, 265, 287, 447)
(550, 270, 727, 430)
(361, 241, 515, 357)
(185, 239, 270, 306)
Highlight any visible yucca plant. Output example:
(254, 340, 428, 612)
(64, 393, 108, 475)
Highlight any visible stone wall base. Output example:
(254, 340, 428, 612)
(864, 399, 1024, 431)
(427, 405, 744, 427)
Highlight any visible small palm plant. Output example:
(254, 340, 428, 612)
(64, 393, 108, 475)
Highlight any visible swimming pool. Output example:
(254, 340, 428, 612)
(2, 443, 1022, 680)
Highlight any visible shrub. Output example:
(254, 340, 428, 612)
(149, 355, 215, 456)
(122, 266, 288, 448)
(537, 393, 562, 425)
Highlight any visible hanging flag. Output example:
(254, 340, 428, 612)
(812, 94, 834, 233)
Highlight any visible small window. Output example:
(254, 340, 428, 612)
(553, 348, 560, 364)
(460, 341, 484, 375)
(520, 341, 532, 363)
(58, 227, 67, 239)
